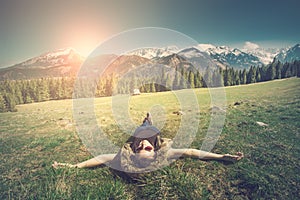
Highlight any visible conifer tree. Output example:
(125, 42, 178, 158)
(296, 60, 300, 77)
(96, 78, 106, 97)
(223, 66, 231, 86)
(59, 78, 65, 98)
(139, 85, 145, 93)
(165, 74, 173, 90)
(194, 71, 202, 88)
(15, 81, 24, 104)
(151, 82, 156, 92)
(144, 83, 150, 93)
(266, 63, 276, 80)
(290, 61, 297, 76)
(255, 68, 261, 82)
(160, 68, 167, 91)
(188, 71, 195, 88)
(179, 67, 189, 89)
(212, 69, 223, 87)
(129, 73, 137, 93)
(21, 80, 31, 103)
(275, 61, 282, 79)
(24, 80, 34, 103)
(155, 76, 161, 92)
(261, 65, 268, 81)
(37, 78, 50, 101)
(60, 78, 65, 98)
(247, 66, 256, 84)
(0, 92, 6, 112)
(241, 69, 247, 84)
(203, 67, 212, 87)
(49, 78, 58, 99)
(172, 68, 180, 90)
(229, 67, 235, 86)
(234, 69, 240, 85)
(4, 93, 17, 112)
(282, 63, 292, 78)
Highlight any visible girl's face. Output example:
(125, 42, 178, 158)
(135, 139, 155, 159)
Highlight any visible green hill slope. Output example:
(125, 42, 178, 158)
(1, 78, 299, 199)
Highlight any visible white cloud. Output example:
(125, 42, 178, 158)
(243, 41, 260, 50)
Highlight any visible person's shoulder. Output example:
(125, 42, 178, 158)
(160, 137, 173, 149)
(161, 137, 172, 143)
(118, 141, 133, 156)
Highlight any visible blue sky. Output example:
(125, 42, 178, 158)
(0, 0, 299, 67)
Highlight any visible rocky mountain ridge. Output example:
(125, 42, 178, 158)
(0, 43, 299, 80)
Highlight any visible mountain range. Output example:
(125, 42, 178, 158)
(0, 43, 299, 80)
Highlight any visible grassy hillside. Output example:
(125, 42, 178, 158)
(1, 78, 299, 199)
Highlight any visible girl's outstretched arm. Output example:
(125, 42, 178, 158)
(167, 148, 243, 162)
(52, 154, 116, 169)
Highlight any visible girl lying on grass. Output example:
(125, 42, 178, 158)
(52, 113, 243, 178)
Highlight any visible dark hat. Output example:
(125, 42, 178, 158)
(133, 126, 160, 138)
(130, 126, 161, 153)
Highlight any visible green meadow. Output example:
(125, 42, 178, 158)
(1, 78, 299, 199)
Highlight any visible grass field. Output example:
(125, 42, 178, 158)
(1, 78, 300, 199)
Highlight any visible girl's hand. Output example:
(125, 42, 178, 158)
(52, 161, 76, 169)
(222, 152, 244, 162)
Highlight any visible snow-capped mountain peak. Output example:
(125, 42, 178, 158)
(1, 43, 299, 80)
(177, 47, 222, 70)
(0, 47, 86, 80)
(196, 44, 216, 51)
(20, 47, 84, 68)
(128, 46, 179, 59)
(242, 46, 280, 65)
(44, 47, 77, 57)
(275, 43, 300, 63)
(232, 48, 242, 56)
(178, 47, 207, 58)
(195, 44, 263, 69)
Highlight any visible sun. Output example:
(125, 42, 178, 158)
(61, 20, 112, 57)
(72, 35, 102, 57)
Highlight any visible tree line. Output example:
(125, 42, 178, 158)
(0, 59, 299, 112)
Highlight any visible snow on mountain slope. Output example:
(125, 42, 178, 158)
(196, 44, 263, 69)
(0, 48, 86, 80)
(177, 47, 224, 70)
(128, 43, 276, 69)
(196, 44, 216, 51)
(1, 43, 299, 80)
(242, 47, 279, 65)
(275, 44, 300, 63)
(178, 47, 208, 59)
(128, 46, 179, 59)
(19, 48, 84, 69)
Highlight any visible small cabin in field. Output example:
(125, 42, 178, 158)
(133, 89, 141, 95)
